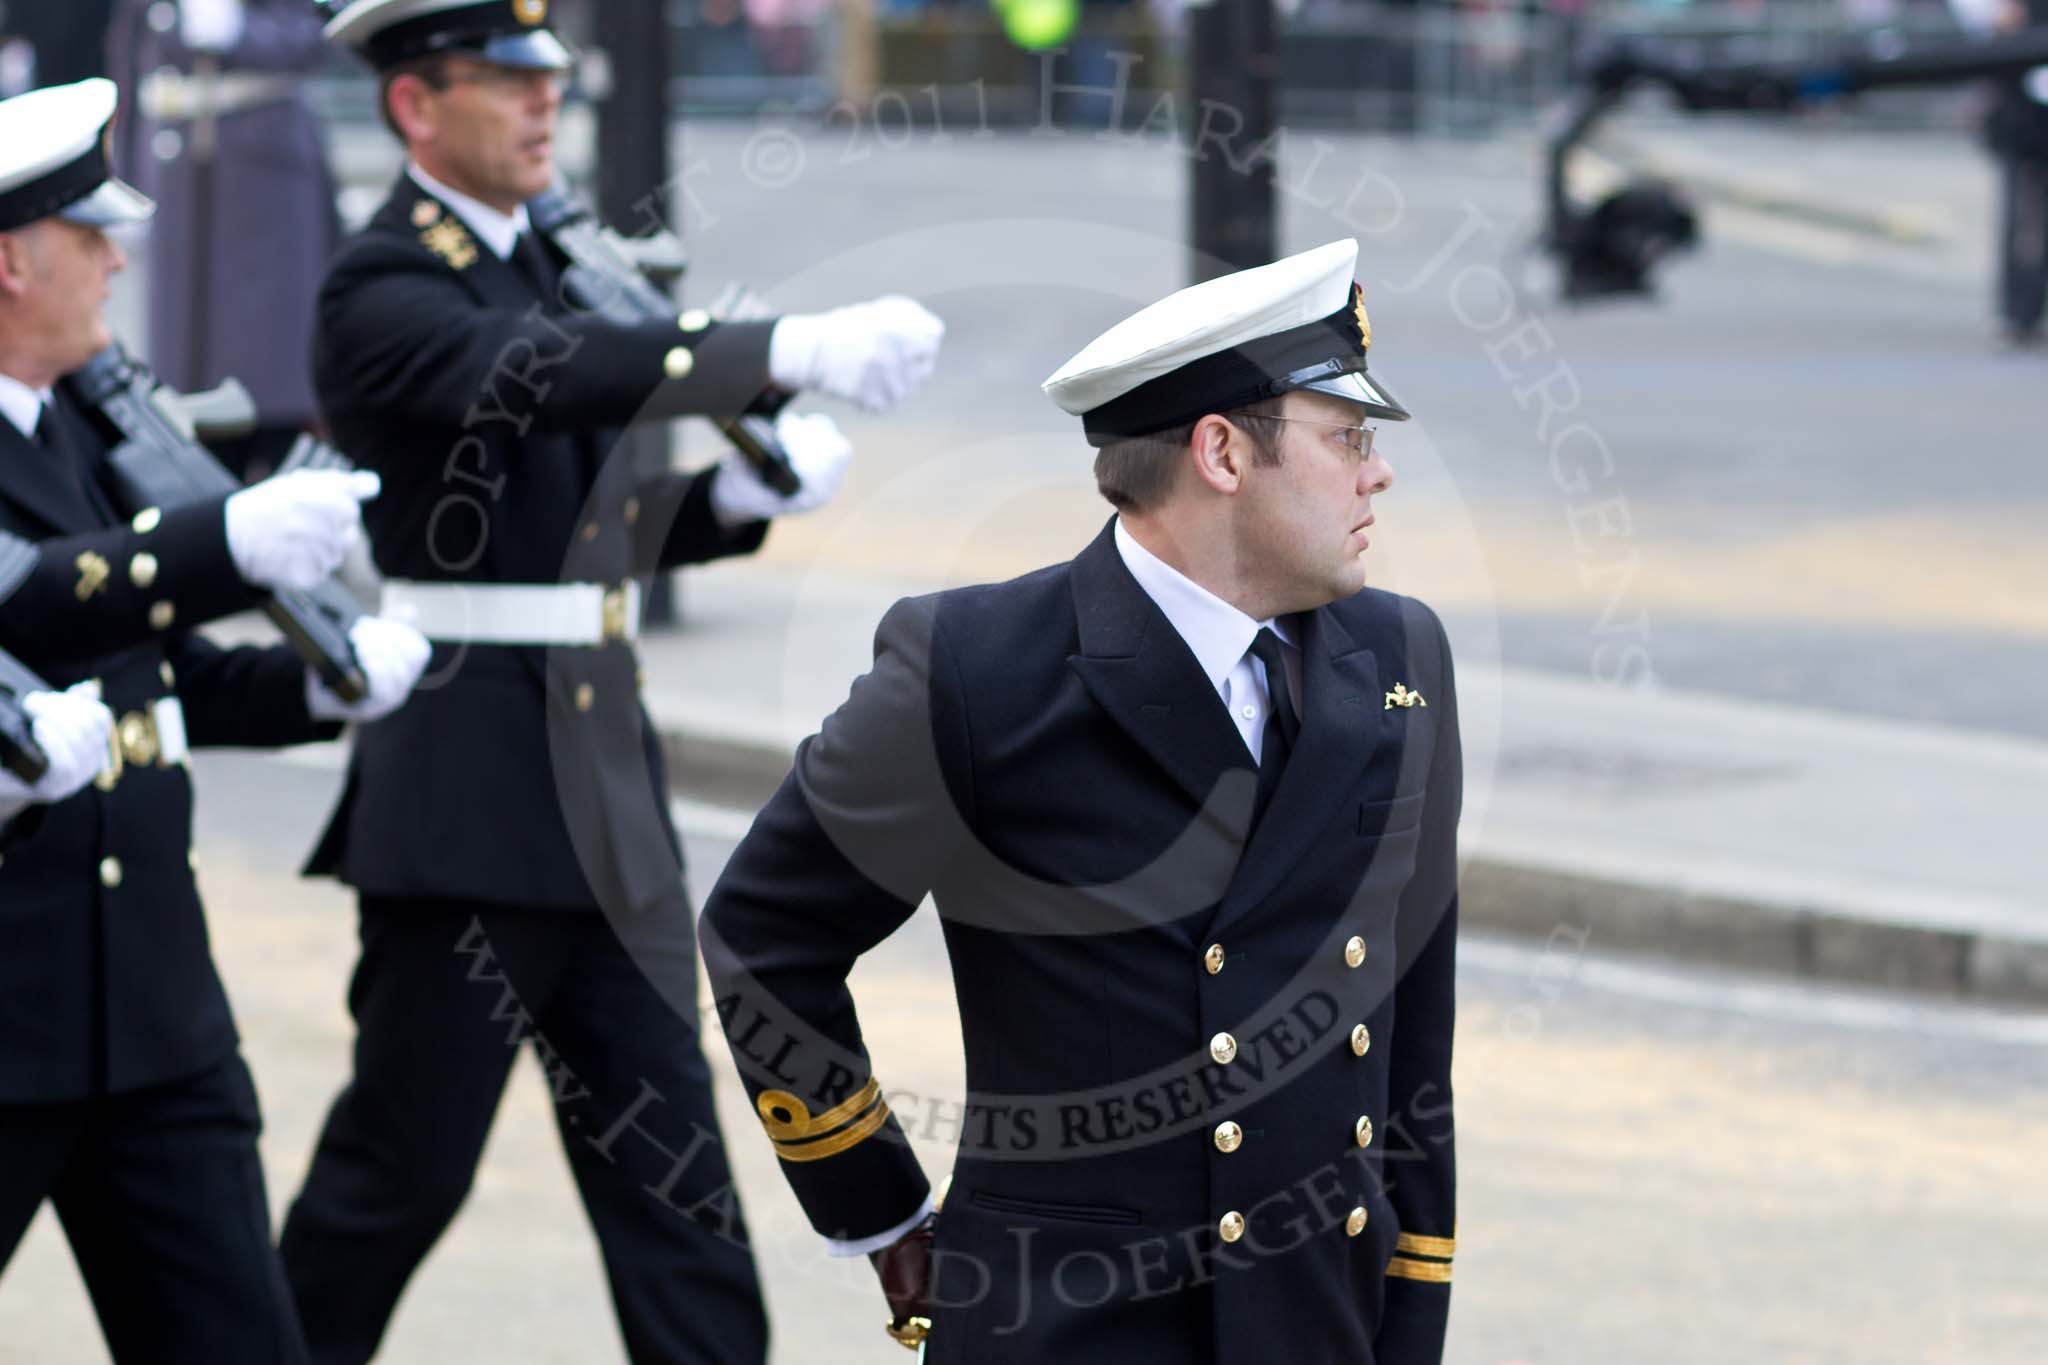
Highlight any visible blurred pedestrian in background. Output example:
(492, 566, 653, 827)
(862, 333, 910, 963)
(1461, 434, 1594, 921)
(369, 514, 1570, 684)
(107, 0, 340, 477)
(0, 0, 115, 90)
(1956, 0, 2048, 344)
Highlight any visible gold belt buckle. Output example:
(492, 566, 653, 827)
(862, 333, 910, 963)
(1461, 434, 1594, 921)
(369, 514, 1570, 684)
(93, 704, 165, 790)
(600, 584, 630, 645)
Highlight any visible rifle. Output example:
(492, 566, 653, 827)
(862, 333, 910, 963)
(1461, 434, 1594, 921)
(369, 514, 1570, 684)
(62, 343, 370, 703)
(525, 187, 804, 496)
(0, 645, 51, 784)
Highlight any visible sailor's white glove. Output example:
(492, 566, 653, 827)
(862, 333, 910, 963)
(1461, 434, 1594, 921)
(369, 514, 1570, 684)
(306, 616, 432, 723)
(0, 685, 116, 811)
(226, 470, 379, 594)
(711, 412, 853, 526)
(769, 296, 944, 413)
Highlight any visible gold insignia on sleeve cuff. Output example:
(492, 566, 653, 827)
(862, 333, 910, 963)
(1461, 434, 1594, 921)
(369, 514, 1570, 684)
(75, 551, 110, 601)
(1395, 1231, 1456, 1260)
(758, 1078, 892, 1164)
(1386, 1255, 1453, 1284)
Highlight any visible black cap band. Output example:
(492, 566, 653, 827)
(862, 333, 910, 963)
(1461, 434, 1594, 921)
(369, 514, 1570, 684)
(1080, 295, 1378, 446)
(0, 138, 109, 232)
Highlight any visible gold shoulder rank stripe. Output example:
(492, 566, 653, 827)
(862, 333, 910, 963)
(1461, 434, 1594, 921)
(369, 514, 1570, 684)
(1386, 1255, 1453, 1284)
(1396, 1231, 1456, 1260)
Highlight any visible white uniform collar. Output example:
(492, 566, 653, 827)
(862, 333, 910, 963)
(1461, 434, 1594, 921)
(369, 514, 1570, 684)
(1112, 517, 1290, 694)
(0, 371, 52, 441)
(406, 161, 529, 260)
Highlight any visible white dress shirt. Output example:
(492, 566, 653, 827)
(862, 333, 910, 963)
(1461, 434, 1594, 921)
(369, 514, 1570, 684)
(0, 372, 52, 441)
(1112, 517, 1298, 764)
(406, 161, 528, 261)
(822, 521, 1299, 1261)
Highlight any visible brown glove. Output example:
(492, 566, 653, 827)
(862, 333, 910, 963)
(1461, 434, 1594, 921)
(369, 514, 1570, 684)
(870, 1213, 937, 1348)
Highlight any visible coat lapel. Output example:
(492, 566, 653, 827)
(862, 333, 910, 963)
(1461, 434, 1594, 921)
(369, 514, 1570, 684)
(385, 176, 537, 314)
(0, 410, 99, 536)
(1203, 604, 1381, 938)
(1065, 520, 1261, 835)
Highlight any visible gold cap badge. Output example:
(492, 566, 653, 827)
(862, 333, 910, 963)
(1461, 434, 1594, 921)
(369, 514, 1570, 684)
(1353, 283, 1372, 352)
(513, 0, 548, 26)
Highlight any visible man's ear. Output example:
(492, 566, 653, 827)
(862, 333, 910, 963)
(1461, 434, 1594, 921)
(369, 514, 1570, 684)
(387, 73, 438, 144)
(0, 231, 32, 298)
(1188, 413, 1245, 496)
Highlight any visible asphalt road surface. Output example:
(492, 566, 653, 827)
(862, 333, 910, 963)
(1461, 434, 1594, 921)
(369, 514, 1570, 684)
(3, 748, 2042, 1363)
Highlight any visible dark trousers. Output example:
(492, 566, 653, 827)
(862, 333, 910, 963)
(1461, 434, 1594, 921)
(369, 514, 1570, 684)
(278, 896, 768, 1365)
(2000, 157, 2048, 333)
(0, 1054, 308, 1363)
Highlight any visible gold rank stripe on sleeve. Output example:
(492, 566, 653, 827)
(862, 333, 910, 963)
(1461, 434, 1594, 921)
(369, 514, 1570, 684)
(757, 1078, 893, 1164)
(1385, 1255, 1454, 1284)
(1394, 1231, 1456, 1261)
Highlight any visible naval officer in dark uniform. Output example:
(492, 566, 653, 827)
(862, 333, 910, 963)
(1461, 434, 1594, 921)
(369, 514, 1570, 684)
(703, 241, 1460, 1363)
(280, 4, 945, 1362)
(0, 77, 431, 1361)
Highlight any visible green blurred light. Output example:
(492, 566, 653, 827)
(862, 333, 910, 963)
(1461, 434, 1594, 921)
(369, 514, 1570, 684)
(997, 0, 1079, 51)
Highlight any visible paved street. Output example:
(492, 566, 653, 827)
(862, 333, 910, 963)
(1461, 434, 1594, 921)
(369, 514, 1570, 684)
(4, 749, 2045, 1363)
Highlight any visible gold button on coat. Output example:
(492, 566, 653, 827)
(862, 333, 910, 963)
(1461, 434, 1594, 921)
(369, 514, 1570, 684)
(574, 683, 595, 713)
(1218, 1211, 1245, 1244)
(1345, 1207, 1369, 1237)
(1203, 943, 1225, 976)
(132, 507, 161, 534)
(1355, 1116, 1374, 1148)
(159, 662, 175, 687)
(663, 346, 695, 379)
(129, 553, 159, 589)
(580, 520, 599, 542)
(1212, 1121, 1242, 1154)
(1343, 935, 1367, 968)
(99, 857, 123, 888)
(148, 600, 175, 630)
(1350, 1024, 1371, 1056)
(623, 496, 641, 526)
(679, 308, 711, 332)
(1208, 1032, 1237, 1065)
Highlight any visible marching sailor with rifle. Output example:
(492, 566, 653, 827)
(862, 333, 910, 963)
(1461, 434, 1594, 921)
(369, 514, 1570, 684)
(284, 3, 945, 1362)
(0, 78, 432, 1358)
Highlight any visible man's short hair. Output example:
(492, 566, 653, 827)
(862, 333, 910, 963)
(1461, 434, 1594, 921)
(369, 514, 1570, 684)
(377, 54, 452, 140)
(1092, 395, 1288, 513)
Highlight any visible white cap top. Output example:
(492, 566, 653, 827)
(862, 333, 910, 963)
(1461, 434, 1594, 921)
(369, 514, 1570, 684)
(0, 79, 155, 232)
(1042, 240, 1408, 443)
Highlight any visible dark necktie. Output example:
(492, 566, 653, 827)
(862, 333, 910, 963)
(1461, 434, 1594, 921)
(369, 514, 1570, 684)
(1247, 627, 1298, 825)
(34, 394, 115, 525)
(511, 230, 560, 301)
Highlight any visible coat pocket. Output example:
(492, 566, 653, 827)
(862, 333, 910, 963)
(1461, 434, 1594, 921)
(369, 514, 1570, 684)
(968, 1189, 1143, 1226)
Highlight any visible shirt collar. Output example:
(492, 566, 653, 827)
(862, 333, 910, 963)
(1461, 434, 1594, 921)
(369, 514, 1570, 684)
(1113, 517, 1289, 695)
(406, 162, 530, 260)
(0, 372, 52, 441)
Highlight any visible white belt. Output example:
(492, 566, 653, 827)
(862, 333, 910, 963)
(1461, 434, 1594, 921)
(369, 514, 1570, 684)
(381, 580, 641, 648)
(139, 71, 299, 123)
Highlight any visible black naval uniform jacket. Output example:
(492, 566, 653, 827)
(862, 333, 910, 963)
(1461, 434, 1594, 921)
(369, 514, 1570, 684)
(704, 521, 1460, 1364)
(0, 401, 340, 1104)
(304, 175, 775, 916)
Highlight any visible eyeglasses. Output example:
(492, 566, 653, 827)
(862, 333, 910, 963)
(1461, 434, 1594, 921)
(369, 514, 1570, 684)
(443, 67, 566, 99)
(1237, 415, 1379, 461)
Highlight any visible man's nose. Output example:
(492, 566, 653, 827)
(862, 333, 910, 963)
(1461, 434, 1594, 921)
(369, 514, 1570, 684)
(1361, 451, 1393, 496)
